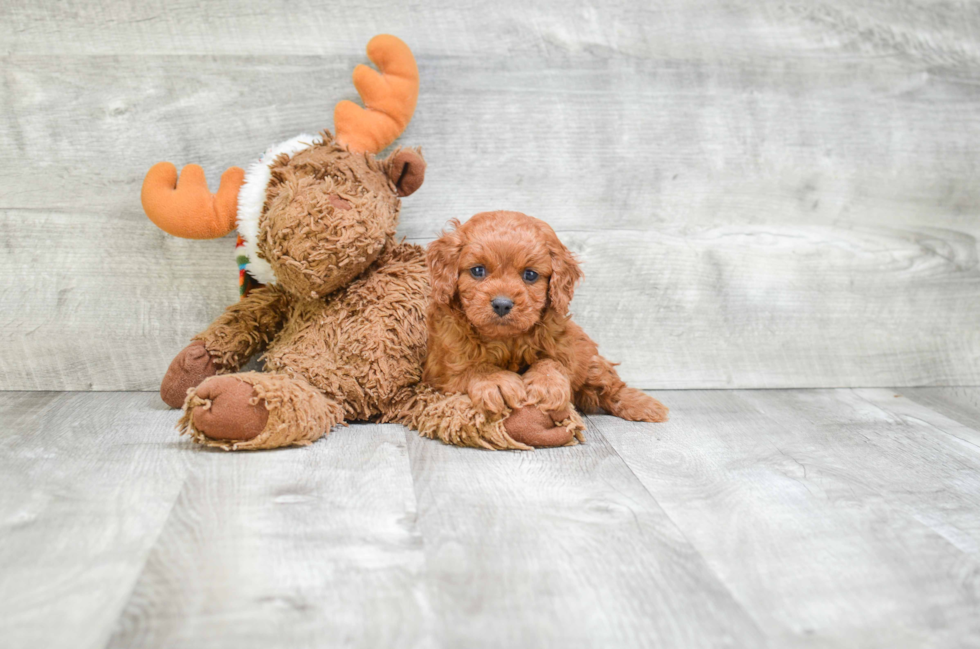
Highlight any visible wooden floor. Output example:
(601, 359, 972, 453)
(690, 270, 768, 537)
(1, 388, 978, 648)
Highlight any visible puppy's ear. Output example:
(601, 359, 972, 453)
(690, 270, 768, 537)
(386, 148, 426, 197)
(427, 220, 462, 305)
(547, 234, 582, 315)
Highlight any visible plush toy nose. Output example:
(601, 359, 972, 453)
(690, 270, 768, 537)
(491, 296, 514, 317)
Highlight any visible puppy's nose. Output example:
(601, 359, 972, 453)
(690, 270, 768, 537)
(491, 296, 514, 317)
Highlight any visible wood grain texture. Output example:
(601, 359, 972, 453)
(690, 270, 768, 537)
(403, 425, 766, 648)
(0, 210, 238, 391)
(596, 389, 980, 647)
(3, 0, 979, 62)
(901, 387, 980, 435)
(2, 1, 980, 390)
(105, 423, 431, 649)
(4, 390, 980, 647)
(859, 387, 980, 451)
(564, 226, 980, 389)
(5, 208, 978, 390)
(0, 392, 188, 649)
(740, 389, 980, 559)
(5, 54, 980, 229)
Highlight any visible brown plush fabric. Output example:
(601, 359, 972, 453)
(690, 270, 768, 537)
(328, 194, 351, 211)
(388, 385, 584, 451)
(187, 375, 269, 442)
(179, 372, 344, 451)
(160, 341, 218, 408)
(503, 406, 584, 448)
(387, 150, 426, 197)
(389, 383, 527, 450)
(258, 135, 402, 300)
(147, 38, 524, 452)
(168, 132, 517, 451)
(192, 286, 288, 371)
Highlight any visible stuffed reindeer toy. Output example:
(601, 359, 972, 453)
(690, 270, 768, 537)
(144, 35, 583, 450)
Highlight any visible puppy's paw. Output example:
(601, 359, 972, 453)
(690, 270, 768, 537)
(637, 397, 669, 423)
(524, 373, 572, 412)
(468, 372, 527, 414)
(607, 388, 669, 423)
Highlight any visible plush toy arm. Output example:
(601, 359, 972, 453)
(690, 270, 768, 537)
(192, 286, 288, 370)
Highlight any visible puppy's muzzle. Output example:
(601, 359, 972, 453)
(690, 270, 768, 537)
(491, 296, 514, 317)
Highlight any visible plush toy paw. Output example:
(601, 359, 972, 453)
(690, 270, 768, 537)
(468, 371, 527, 414)
(161, 341, 219, 408)
(504, 406, 577, 448)
(187, 376, 269, 442)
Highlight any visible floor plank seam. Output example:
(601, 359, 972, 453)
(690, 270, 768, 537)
(95, 467, 192, 649)
(398, 425, 442, 649)
(583, 413, 773, 645)
(853, 389, 980, 453)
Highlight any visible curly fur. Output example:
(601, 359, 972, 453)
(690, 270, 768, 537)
(170, 133, 523, 450)
(192, 287, 288, 370)
(178, 371, 345, 450)
(391, 383, 586, 450)
(423, 211, 669, 426)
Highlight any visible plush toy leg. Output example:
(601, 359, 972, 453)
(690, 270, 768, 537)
(503, 405, 585, 448)
(160, 341, 219, 408)
(387, 385, 585, 450)
(178, 371, 345, 451)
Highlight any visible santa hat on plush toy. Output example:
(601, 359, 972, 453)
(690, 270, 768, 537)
(139, 34, 419, 296)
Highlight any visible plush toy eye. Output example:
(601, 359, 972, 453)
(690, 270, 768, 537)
(470, 266, 486, 279)
(523, 269, 539, 283)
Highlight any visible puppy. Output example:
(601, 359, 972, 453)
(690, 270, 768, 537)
(423, 211, 667, 446)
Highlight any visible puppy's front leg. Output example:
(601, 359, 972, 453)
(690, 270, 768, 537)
(466, 365, 527, 414)
(523, 359, 573, 411)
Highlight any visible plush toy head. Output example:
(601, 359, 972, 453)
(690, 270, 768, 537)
(140, 34, 425, 298)
(257, 136, 425, 298)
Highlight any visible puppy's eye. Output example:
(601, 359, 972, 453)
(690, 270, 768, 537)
(470, 266, 486, 279)
(523, 269, 539, 283)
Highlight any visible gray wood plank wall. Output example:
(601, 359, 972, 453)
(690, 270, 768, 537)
(2, 1, 979, 391)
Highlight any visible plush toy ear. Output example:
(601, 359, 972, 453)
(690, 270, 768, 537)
(427, 220, 462, 305)
(387, 149, 426, 197)
(546, 233, 583, 316)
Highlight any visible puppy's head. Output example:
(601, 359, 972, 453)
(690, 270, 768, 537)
(427, 211, 582, 338)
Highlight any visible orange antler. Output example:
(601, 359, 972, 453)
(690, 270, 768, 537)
(141, 162, 244, 239)
(334, 35, 419, 154)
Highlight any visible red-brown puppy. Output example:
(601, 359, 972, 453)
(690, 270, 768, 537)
(424, 211, 668, 446)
